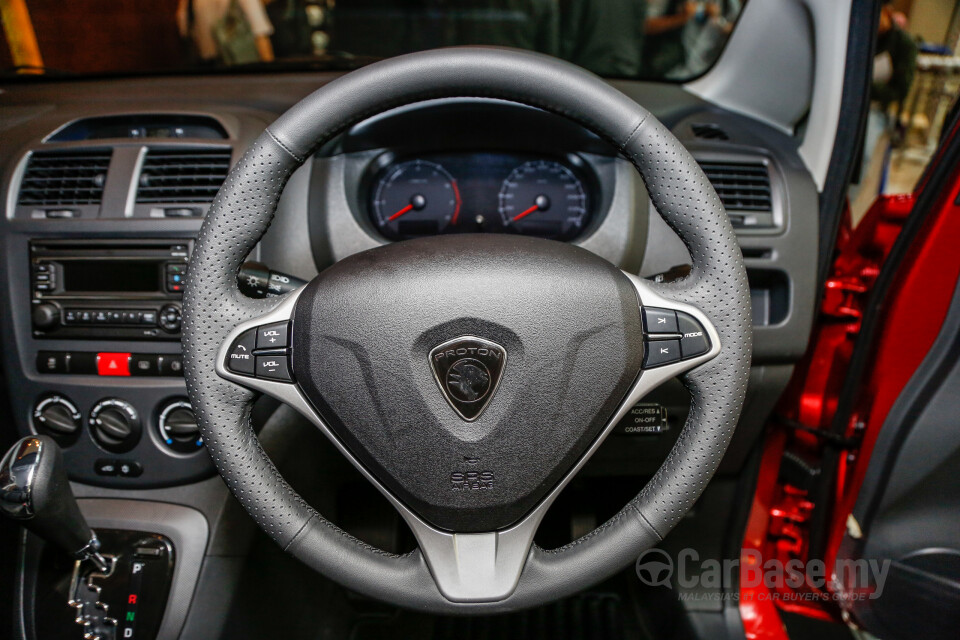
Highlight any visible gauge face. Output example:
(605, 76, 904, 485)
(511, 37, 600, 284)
(371, 160, 461, 239)
(498, 160, 588, 239)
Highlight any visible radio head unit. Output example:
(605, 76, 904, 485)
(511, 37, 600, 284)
(30, 239, 191, 340)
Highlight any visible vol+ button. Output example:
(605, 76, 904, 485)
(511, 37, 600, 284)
(256, 322, 289, 349)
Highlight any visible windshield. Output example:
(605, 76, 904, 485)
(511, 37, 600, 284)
(0, 1, 745, 80)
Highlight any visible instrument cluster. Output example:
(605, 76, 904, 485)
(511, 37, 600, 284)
(366, 152, 596, 241)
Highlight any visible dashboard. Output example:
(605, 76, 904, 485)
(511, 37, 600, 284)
(0, 73, 818, 494)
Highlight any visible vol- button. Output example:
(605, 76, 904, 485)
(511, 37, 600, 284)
(256, 355, 292, 382)
(256, 322, 289, 349)
(226, 329, 257, 375)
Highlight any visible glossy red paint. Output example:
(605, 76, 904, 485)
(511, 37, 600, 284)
(739, 116, 960, 638)
(823, 159, 960, 577)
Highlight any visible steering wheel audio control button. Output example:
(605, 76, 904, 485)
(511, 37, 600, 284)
(226, 329, 257, 375)
(678, 312, 710, 358)
(644, 339, 681, 368)
(256, 355, 292, 382)
(642, 307, 678, 334)
(256, 322, 289, 349)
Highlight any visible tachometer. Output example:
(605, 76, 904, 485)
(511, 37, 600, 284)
(371, 160, 461, 239)
(497, 160, 588, 239)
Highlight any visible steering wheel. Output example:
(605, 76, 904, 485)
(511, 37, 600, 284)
(182, 47, 751, 613)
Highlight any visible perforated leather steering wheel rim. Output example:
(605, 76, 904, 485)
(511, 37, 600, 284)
(182, 47, 752, 613)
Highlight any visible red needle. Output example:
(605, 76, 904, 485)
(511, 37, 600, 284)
(388, 203, 414, 221)
(512, 204, 539, 223)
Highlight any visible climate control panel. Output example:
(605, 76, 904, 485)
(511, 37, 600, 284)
(29, 392, 211, 487)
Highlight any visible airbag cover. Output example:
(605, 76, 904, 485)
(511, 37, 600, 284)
(292, 234, 643, 531)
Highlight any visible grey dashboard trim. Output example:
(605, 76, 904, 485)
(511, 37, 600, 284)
(76, 498, 208, 640)
(686, 0, 852, 190)
(214, 275, 721, 602)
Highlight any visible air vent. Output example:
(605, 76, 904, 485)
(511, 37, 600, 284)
(17, 149, 111, 206)
(699, 161, 772, 212)
(691, 123, 729, 141)
(136, 148, 231, 204)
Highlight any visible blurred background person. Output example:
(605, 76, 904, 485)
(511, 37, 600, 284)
(851, 0, 918, 202)
(667, 0, 739, 78)
(177, 0, 276, 65)
(642, 0, 696, 77)
(560, 0, 647, 77)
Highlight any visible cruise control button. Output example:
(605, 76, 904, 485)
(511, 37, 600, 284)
(678, 312, 711, 358)
(643, 307, 678, 334)
(226, 329, 256, 375)
(256, 322, 289, 350)
(256, 355, 292, 382)
(644, 339, 681, 368)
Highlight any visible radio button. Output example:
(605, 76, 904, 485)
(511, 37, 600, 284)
(256, 322, 289, 349)
(226, 330, 256, 375)
(159, 305, 182, 332)
(122, 311, 140, 324)
(93, 310, 109, 324)
(108, 310, 123, 324)
(141, 310, 158, 325)
(32, 303, 60, 329)
(79, 310, 93, 324)
(64, 309, 79, 324)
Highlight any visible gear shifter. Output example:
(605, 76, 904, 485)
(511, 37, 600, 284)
(0, 435, 109, 571)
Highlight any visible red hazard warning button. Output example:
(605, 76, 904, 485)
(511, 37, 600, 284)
(97, 352, 131, 376)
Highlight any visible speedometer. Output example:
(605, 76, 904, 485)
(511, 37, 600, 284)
(371, 160, 461, 239)
(497, 160, 588, 240)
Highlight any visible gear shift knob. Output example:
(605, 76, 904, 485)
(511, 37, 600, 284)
(0, 435, 106, 568)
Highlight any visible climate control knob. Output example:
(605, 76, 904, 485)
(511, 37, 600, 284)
(33, 395, 81, 444)
(89, 399, 141, 453)
(157, 400, 202, 454)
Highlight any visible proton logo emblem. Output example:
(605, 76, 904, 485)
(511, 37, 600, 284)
(429, 336, 506, 421)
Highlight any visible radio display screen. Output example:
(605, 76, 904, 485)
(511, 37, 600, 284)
(62, 260, 160, 293)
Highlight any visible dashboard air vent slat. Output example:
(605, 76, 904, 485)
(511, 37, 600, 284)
(698, 161, 772, 212)
(136, 149, 231, 204)
(691, 123, 730, 141)
(17, 149, 112, 206)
